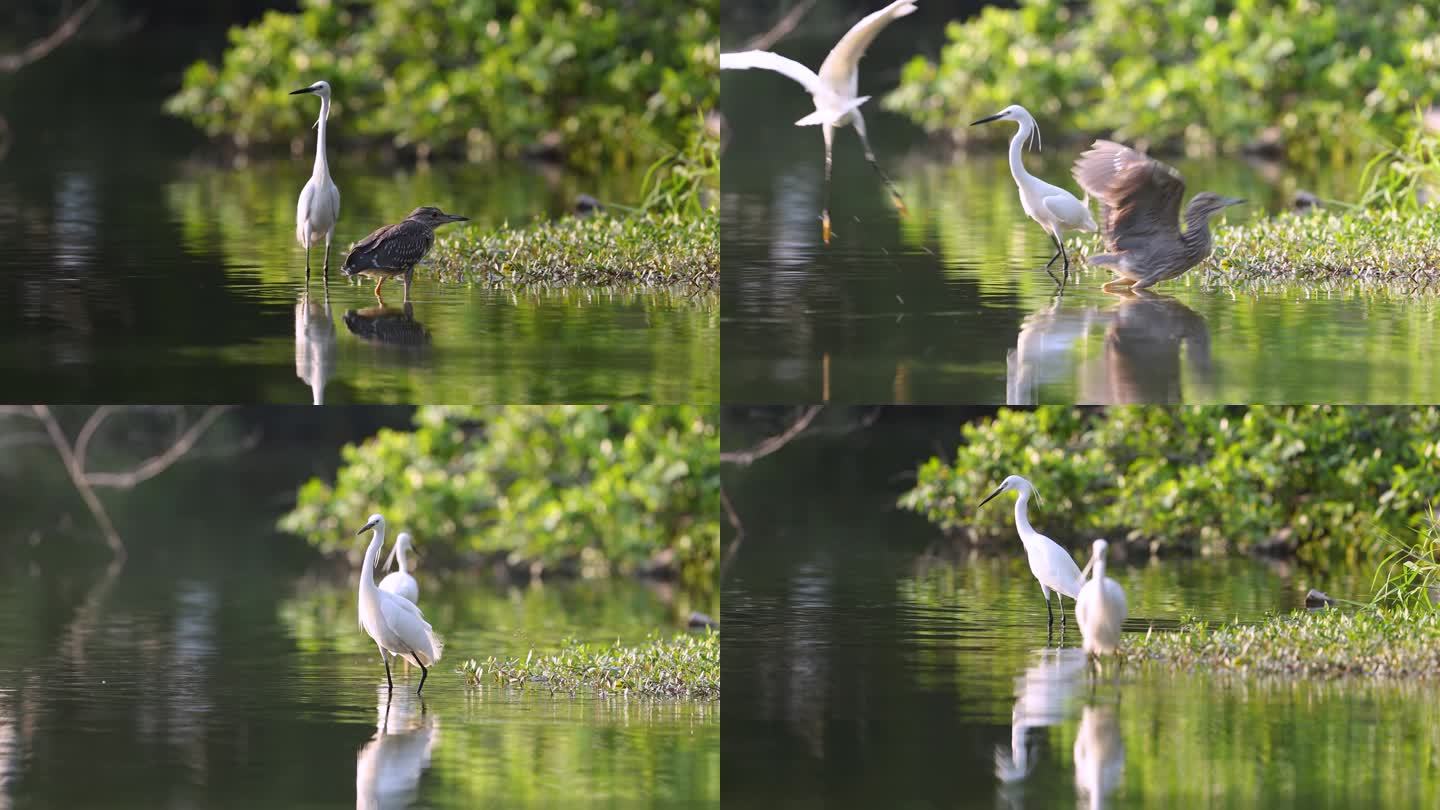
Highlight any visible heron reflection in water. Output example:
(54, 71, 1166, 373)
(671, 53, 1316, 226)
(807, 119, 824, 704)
(295, 287, 336, 404)
(1007, 291, 1212, 404)
(344, 302, 431, 347)
(355, 687, 438, 810)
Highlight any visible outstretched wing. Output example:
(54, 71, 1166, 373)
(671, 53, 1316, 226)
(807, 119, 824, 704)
(720, 50, 822, 96)
(818, 0, 919, 86)
(1072, 139, 1185, 252)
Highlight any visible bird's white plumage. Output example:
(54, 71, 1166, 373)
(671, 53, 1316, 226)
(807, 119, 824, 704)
(818, 0, 919, 91)
(379, 531, 420, 605)
(982, 475, 1084, 603)
(719, 51, 821, 95)
(1076, 539, 1128, 655)
(294, 80, 340, 269)
(1073, 704, 1125, 810)
(358, 515, 442, 674)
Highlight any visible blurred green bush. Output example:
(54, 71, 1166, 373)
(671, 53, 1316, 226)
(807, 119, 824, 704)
(280, 405, 719, 587)
(166, 0, 718, 170)
(884, 0, 1440, 161)
(899, 406, 1440, 561)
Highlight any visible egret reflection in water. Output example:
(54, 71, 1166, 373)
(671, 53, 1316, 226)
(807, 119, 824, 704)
(295, 288, 337, 404)
(995, 647, 1089, 786)
(1008, 292, 1213, 403)
(1073, 704, 1125, 810)
(356, 688, 439, 810)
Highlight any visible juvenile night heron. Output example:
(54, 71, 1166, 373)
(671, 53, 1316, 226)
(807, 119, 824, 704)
(720, 0, 916, 244)
(972, 105, 1097, 285)
(1072, 140, 1245, 291)
(291, 80, 341, 278)
(342, 207, 468, 298)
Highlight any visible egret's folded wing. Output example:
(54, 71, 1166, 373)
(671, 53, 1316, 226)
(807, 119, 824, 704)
(1072, 140, 1185, 252)
(379, 594, 444, 666)
(1041, 193, 1095, 232)
(720, 50, 822, 96)
(818, 0, 918, 86)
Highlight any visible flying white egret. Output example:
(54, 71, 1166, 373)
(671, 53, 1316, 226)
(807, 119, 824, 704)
(379, 532, 419, 605)
(720, 0, 917, 244)
(290, 80, 341, 279)
(1075, 539, 1128, 656)
(356, 514, 443, 694)
(979, 474, 1084, 627)
(971, 105, 1097, 285)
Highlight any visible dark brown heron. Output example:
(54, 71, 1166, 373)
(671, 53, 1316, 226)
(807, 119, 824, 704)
(342, 206, 468, 297)
(1072, 140, 1244, 291)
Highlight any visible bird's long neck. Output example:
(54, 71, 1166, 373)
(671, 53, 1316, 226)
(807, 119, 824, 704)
(1013, 489, 1035, 546)
(1093, 553, 1107, 582)
(1007, 122, 1033, 186)
(313, 96, 331, 179)
(1181, 211, 1215, 263)
(397, 543, 409, 575)
(360, 523, 384, 599)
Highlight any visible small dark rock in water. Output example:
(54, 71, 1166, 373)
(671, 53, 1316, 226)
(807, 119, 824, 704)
(1305, 589, 1338, 608)
(688, 612, 718, 629)
(574, 194, 604, 215)
(1292, 190, 1321, 211)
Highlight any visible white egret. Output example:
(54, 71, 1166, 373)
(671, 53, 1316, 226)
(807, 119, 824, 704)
(290, 80, 341, 279)
(379, 532, 419, 605)
(356, 514, 443, 694)
(720, 0, 916, 244)
(979, 475, 1084, 627)
(971, 105, 1097, 285)
(1075, 539, 1128, 656)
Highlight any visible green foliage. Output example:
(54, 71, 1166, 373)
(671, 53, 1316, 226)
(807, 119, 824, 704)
(280, 406, 720, 587)
(165, 0, 719, 170)
(458, 630, 719, 698)
(1206, 207, 1440, 283)
(1126, 608, 1440, 678)
(884, 0, 1440, 161)
(429, 210, 718, 286)
(1372, 517, 1440, 613)
(898, 406, 1440, 560)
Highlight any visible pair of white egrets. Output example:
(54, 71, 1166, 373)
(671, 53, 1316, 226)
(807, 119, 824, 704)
(356, 513, 442, 694)
(721, 1, 1096, 274)
(980, 475, 1127, 656)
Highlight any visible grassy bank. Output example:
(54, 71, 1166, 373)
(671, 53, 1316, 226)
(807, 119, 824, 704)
(429, 211, 717, 287)
(1125, 609, 1440, 678)
(1204, 208, 1440, 286)
(458, 631, 719, 699)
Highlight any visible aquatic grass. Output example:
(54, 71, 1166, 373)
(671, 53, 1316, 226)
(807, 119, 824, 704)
(1125, 608, 1440, 679)
(1371, 517, 1440, 613)
(1205, 208, 1440, 288)
(429, 212, 717, 288)
(458, 631, 719, 699)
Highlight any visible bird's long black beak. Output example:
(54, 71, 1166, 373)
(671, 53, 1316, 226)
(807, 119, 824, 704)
(1225, 197, 1247, 207)
(971, 112, 1005, 126)
(978, 485, 1005, 507)
(290, 86, 317, 95)
(356, 519, 377, 535)
(443, 213, 469, 223)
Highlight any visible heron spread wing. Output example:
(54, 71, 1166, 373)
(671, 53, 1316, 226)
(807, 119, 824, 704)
(720, 50, 823, 96)
(818, 0, 919, 86)
(1072, 140, 1186, 252)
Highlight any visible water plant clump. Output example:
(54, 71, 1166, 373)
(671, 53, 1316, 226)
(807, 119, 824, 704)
(1204, 208, 1440, 286)
(458, 631, 719, 699)
(1124, 608, 1440, 678)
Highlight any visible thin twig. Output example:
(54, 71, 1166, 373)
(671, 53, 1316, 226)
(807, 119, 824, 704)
(719, 487, 745, 581)
(720, 405, 823, 466)
(32, 405, 126, 561)
(85, 406, 232, 489)
(0, 0, 102, 73)
(742, 0, 817, 52)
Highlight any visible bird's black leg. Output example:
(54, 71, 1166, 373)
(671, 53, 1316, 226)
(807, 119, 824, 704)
(821, 123, 834, 245)
(1046, 596, 1055, 627)
(1051, 234, 1071, 284)
(305, 246, 311, 281)
(1060, 597, 1067, 627)
(416, 662, 429, 695)
(322, 239, 331, 275)
(1043, 250, 1063, 286)
(855, 117, 906, 215)
(383, 653, 393, 691)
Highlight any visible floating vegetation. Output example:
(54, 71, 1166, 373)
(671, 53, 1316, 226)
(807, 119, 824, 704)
(458, 631, 719, 699)
(429, 212, 717, 288)
(1125, 609, 1440, 679)
(1207, 208, 1440, 288)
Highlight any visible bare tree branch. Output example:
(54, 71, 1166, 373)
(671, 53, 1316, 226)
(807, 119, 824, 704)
(719, 487, 745, 581)
(84, 406, 232, 489)
(0, 0, 102, 74)
(720, 405, 823, 466)
(32, 405, 126, 561)
(742, 0, 817, 52)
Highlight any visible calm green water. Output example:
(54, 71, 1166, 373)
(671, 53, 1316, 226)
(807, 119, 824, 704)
(719, 38, 1436, 404)
(720, 419, 1440, 808)
(0, 448, 719, 808)
(0, 37, 716, 403)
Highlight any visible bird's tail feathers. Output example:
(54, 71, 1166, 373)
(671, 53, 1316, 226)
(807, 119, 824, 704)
(794, 96, 870, 127)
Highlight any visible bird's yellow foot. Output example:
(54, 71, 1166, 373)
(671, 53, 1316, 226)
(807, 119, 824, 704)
(822, 213, 832, 245)
(892, 193, 908, 216)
